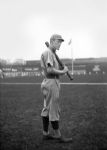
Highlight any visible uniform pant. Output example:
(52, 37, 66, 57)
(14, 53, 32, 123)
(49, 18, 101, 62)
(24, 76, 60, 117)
(41, 79, 60, 121)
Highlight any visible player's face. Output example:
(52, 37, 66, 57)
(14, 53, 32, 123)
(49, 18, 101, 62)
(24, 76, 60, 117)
(53, 39, 63, 50)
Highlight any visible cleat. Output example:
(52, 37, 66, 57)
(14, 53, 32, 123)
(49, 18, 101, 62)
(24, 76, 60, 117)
(43, 134, 73, 143)
(55, 136, 73, 143)
(42, 134, 55, 140)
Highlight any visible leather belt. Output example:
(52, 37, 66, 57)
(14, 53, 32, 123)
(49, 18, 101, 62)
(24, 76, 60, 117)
(46, 74, 59, 79)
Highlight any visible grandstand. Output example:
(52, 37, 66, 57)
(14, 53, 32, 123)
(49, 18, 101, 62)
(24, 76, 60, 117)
(0, 58, 107, 78)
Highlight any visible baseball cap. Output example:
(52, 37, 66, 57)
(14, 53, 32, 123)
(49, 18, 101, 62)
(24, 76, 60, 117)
(50, 34, 64, 42)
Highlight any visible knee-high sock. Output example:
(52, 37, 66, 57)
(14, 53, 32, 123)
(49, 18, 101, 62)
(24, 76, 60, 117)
(51, 121, 59, 130)
(51, 121, 61, 137)
(42, 116, 49, 132)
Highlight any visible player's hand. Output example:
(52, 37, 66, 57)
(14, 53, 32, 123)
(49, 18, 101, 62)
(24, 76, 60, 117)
(63, 65, 69, 73)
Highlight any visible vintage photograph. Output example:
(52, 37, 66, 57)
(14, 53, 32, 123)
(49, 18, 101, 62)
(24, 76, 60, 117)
(0, 0, 107, 150)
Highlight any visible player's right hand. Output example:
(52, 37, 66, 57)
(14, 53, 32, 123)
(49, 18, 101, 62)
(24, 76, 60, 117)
(63, 65, 69, 73)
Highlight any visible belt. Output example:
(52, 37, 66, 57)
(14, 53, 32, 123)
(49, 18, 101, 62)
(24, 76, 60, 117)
(46, 74, 59, 79)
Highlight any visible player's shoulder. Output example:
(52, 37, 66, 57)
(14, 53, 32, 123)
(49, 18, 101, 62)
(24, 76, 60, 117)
(42, 48, 52, 56)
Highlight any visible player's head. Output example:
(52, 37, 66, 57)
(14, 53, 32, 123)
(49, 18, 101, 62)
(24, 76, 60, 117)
(50, 34, 64, 50)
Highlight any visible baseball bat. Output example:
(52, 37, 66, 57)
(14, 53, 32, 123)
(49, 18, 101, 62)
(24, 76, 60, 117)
(45, 41, 73, 80)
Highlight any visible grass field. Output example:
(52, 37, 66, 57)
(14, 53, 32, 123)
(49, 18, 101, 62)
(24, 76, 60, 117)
(0, 80, 107, 150)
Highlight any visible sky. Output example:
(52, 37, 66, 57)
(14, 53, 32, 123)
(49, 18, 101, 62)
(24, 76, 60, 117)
(0, 0, 107, 61)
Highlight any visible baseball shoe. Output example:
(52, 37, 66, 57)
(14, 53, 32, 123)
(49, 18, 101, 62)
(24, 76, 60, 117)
(53, 136, 73, 143)
(43, 135, 73, 143)
(42, 134, 55, 140)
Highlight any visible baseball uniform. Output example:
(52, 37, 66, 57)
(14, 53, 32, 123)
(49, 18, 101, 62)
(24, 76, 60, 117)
(41, 48, 60, 121)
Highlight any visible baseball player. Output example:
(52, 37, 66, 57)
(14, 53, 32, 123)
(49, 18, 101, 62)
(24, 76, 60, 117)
(40, 34, 72, 143)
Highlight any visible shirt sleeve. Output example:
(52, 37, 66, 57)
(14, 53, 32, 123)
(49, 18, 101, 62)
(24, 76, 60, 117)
(45, 50, 53, 67)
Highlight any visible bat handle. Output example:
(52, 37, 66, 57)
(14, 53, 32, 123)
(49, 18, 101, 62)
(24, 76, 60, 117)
(67, 71, 73, 80)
